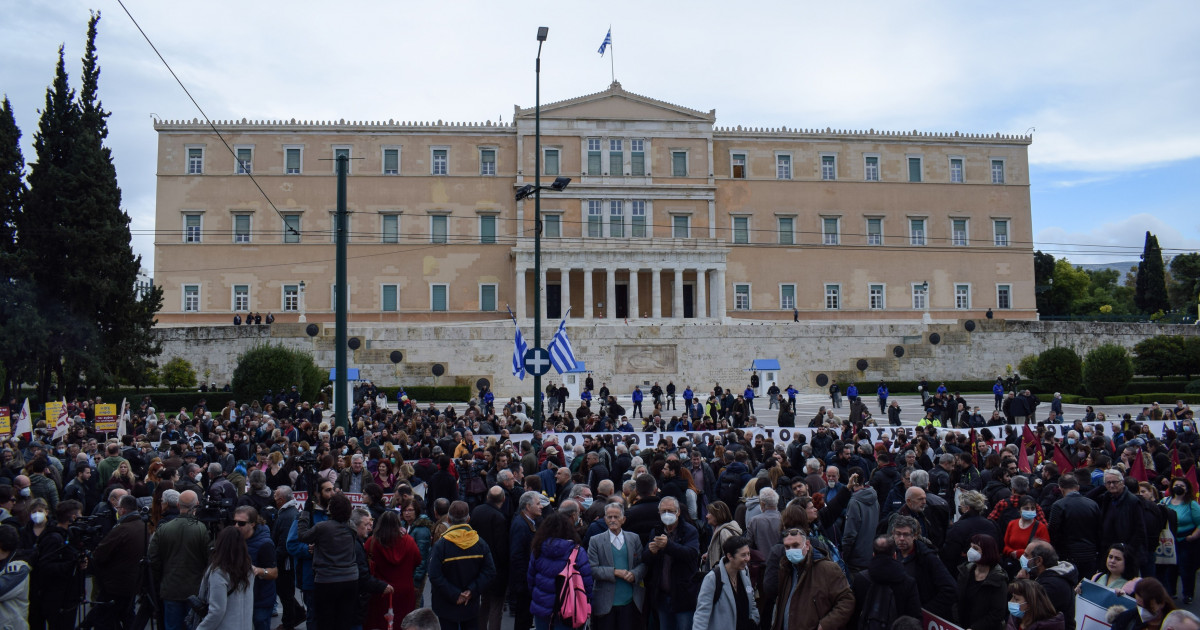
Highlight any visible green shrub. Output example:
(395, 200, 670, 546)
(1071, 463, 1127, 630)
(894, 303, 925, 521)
(1135, 394, 1200, 404)
(1059, 394, 1083, 404)
(159, 357, 197, 392)
(232, 344, 327, 405)
(1033, 347, 1083, 394)
(1133, 335, 1188, 380)
(1186, 380, 1200, 394)
(391, 386, 472, 402)
(1017, 355, 1039, 381)
(1120, 381, 1193, 395)
(1076, 397, 1100, 405)
(1083, 344, 1134, 401)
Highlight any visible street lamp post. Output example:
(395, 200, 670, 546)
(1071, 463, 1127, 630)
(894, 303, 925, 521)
(922, 280, 931, 323)
(298, 280, 307, 323)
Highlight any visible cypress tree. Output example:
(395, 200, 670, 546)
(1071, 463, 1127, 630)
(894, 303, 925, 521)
(1135, 231, 1169, 314)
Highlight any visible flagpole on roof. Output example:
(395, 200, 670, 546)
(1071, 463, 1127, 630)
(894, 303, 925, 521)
(609, 26, 614, 84)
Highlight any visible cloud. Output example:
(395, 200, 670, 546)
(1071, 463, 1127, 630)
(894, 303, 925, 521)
(1036, 214, 1200, 264)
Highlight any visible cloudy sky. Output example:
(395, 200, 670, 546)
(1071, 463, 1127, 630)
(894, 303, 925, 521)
(2, 1, 1198, 271)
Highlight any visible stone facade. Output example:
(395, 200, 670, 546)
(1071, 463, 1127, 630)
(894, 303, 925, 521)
(155, 320, 1199, 396)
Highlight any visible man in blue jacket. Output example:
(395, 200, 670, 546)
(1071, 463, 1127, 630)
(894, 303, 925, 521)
(846, 383, 859, 404)
(631, 386, 644, 418)
(877, 381, 889, 414)
(286, 479, 333, 629)
(236, 506, 278, 630)
(743, 386, 755, 415)
(993, 378, 1005, 410)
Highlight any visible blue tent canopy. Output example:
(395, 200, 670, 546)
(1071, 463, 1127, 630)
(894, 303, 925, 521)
(566, 361, 587, 373)
(328, 368, 361, 380)
(749, 359, 780, 371)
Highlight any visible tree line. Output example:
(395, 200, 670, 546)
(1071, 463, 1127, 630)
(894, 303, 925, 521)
(0, 13, 162, 403)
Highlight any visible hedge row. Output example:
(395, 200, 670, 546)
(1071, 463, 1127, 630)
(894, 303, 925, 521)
(391, 386, 472, 403)
(1059, 393, 1200, 405)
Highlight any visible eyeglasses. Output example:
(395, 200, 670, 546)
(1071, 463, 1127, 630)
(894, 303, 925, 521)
(233, 520, 251, 527)
(783, 528, 805, 537)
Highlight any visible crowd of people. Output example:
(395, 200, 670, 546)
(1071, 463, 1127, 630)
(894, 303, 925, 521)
(0, 379, 1199, 630)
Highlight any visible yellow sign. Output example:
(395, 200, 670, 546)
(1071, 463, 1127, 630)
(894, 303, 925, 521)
(94, 403, 118, 433)
(0, 407, 9, 436)
(44, 402, 63, 427)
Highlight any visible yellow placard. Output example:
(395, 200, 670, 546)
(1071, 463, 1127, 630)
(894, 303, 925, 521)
(44, 402, 63, 426)
(94, 403, 118, 432)
(0, 407, 9, 436)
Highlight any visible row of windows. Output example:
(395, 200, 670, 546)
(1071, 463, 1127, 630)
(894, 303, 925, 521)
(181, 210, 1011, 247)
(736, 283, 1014, 311)
(182, 283, 498, 313)
(184, 143, 1008, 184)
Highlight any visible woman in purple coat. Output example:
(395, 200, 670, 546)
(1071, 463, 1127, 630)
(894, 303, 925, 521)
(527, 511, 594, 630)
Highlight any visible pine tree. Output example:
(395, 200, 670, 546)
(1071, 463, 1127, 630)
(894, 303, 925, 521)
(1135, 231, 1169, 314)
(0, 97, 25, 271)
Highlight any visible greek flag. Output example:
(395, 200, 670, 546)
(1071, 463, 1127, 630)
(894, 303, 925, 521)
(547, 317, 578, 373)
(597, 28, 611, 56)
(512, 326, 529, 380)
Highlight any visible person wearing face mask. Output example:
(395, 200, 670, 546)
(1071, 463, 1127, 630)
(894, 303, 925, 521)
(1159, 476, 1200, 603)
(694, 535, 758, 630)
(645, 496, 700, 630)
(1109, 576, 1176, 630)
(1006, 578, 1065, 630)
(1003, 496, 1049, 574)
(1016, 541, 1079, 630)
(772, 528, 854, 630)
(956, 534, 1009, 630)
(18, 498, 49, 551)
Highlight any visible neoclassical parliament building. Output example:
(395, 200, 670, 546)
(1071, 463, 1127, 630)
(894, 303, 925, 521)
(152, 82, 1035, 327)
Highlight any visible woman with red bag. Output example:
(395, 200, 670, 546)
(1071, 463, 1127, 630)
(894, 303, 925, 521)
(366, 510, 422, 629)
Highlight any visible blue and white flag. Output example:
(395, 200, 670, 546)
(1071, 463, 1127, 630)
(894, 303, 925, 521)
(512, 326, 529, 380)
(547, 315, 578, 373)
(597, 28, 611, 56)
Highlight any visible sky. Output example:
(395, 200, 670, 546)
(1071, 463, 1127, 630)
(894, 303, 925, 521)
(2, 1, 1198, 272)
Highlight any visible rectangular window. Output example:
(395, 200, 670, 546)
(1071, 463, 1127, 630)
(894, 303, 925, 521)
(950, 158, 964, 183)
(672, 215, 689, 239)
(184, 214, 202, 243)
(955, 284, 971, 310)
(631, 200, 647, 238)
(734, 284, 751, 310)
(733, 216, 749, 244)
(544, 148, 560, 176)
(544, 214, 561, 238)
(864, 155, 880, 181)
(431, 284, 448, 312)
(869, 284, 885, 310)
(630, 139, 645, 176)
(909, 218, 926, 246)
(912, 283, 928, 310)
(825, 284, 841, 310)
(381, 214, 399, 243)
(776, 154, 792, 180)
(822, 218, 839, 245)
(282, 284, 299, 312)
(587, 138, 602, 175)
(285, 147, 302, 174)
(780, 285, 796, 310)
(381, 284, 398, 312)
(236, 147, 252, 174)
(333, 147, 351, 174)
(432, 149, 448, 175)
(183, 284, 200, 312)
(997, 284, 1012, 309)
(480, 149, 496, 176)
(821, 155, 836, 180)
(587, 201, 602, 237)
(233, 214, 251, 243)
(672, 151, 688, 177)
(609, 139, 623, 175)
(480, 215, 497, 243)
(732, 153, 747, 179)
(232, 285, 249, 312)
(778, 217, 794, 245)
(480, 284, 497, 312)
(608, 201, 624, 238)
(383, 148, 399, 175)
(283, 214, 301, 243)
(993, 220, 1009, 246)
(867, 218, 883, 245)
(952, 219, 968, 246)
(991, 159, 1006, 184)
(430, 215, 448, 243)
(908, 157, 923, 182)
(187, 147, 203, 174)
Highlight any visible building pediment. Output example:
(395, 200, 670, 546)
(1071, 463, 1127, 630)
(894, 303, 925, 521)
(515, 81, 716, 123)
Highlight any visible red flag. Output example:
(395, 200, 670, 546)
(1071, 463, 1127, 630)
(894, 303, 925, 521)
(1052, 443, 1075, 473)
(1021, 425, 1043, 470)
(1130, 449, 1148, 482)
(969, 428, 979, 467)
(1189, 466, 1200, 503)
(1172, 447, 1185, 479)
(1018, 430, 1034, 474)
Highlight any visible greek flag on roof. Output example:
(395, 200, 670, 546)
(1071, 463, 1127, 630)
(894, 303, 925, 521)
(597, 28, 611, 56)
(547, 316, 578, 373)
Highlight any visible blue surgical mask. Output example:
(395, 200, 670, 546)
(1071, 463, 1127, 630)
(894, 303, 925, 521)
(1008, 602, 1025, 618)
(785, 548, 806, 564)
(1067, 438, 1075, 445)
(1021, 510, 1037, 521)
(581, 498, 594, 509)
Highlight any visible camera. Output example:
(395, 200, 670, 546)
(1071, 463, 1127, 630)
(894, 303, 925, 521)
(69, 514, 104, 550)
(194, 496, 235, 525)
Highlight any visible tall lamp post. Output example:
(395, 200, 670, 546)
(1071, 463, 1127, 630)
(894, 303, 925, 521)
(515, 25, 570, 430)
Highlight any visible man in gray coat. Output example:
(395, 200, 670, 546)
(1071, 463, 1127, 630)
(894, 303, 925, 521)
(588, 503, 647, 630)
(841, 473, 879, 572)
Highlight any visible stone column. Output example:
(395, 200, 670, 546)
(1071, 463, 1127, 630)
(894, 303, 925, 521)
(696, 269, 707, 318)
(540, 267, 549, 320)
(629, 269, 639, 319)
(515, 265, 526, 319)
(561, 268, 571, 318)
(583, 268, 594, 319)
(606, 266, 618, 320)
(651, 267, 663, 319)
(673, 268, 684, 318)
(715, 268, 727, 319)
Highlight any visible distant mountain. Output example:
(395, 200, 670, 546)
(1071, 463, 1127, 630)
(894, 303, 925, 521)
(1075, 261, 1140, 274)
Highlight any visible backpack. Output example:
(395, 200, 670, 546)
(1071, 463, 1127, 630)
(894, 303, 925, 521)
(858, 582, 898, 630)
(718, 472, 742, 508)
(810, 533, 851, 582)
(556, 547, 590, 628)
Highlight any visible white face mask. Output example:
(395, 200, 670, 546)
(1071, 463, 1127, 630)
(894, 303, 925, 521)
(30, 512, 46, 525)
(966, 548, 982, 563)
(660, 512, 678, 526)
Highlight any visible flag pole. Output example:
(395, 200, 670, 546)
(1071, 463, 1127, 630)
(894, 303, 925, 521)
(609, 26, 615, 83)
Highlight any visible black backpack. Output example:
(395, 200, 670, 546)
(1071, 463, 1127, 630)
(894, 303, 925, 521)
(717, 473, 742, 508)
(858, 582, 898, 630)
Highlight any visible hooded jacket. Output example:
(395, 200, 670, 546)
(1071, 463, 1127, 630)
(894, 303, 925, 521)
(842, 487, 879, 571)
(956, 562, 1009, 630)
(898, 539, 957, 620)
(1035, 561, 1079, 630)
(772, 549, 854, 630)
(851, 553, 922, 624)
(428, 523, 496, 621)
(528, 537, 594, 619)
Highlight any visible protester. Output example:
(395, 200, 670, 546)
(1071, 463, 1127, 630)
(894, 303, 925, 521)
(694, 535, 758, 630)
(1006, 578, 1064, 630)
(193, 526, 255, 630)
